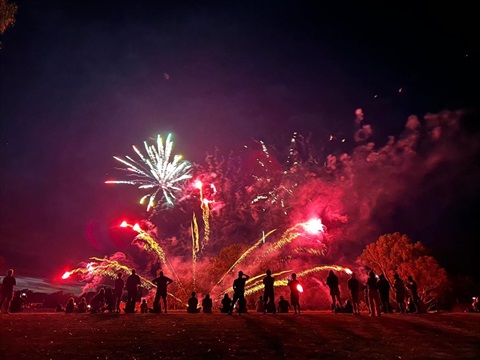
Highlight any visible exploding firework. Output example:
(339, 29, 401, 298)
(105, 134, 192, 211)
(66, 110, 465, 307)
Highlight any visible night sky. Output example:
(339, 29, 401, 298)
(1, 1, 479, 290)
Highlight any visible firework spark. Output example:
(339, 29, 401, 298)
(105, 134, 192, 211)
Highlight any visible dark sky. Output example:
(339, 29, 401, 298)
(1, 0, 479, 285)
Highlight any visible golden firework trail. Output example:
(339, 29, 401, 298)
(105, 134, 192, 210)
(121, 221, 188, 297)
(209, 229, 277, 293)
(201, 199, 211, 248)
(217, 266, 351, 297)
(132, 229, 167, 264)
(191, 213, 200, 291)
(63, 257, 155, 289)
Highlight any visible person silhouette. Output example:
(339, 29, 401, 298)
(65, 297, 75, 314)
(220, 294, 231, 313)
(288, 273, 301, 314)
(126, 269, 141, 313)
(104, 287, 115, 313)
(202, 294, 213, 313)
(393, 274, 407, 314)
(229, 271, 250, 315)
(90, 288, 106, 314)
(140, 299, 149, 313)
(114, 272, 125, 313)
(77, 297, 88, 313)
(406, 275, 420, 313)
(152, 271, 173, 313)
(256, 296, 265, 312)
(263, 269, 275, 314)
(366, 271, 382, 316)
(0, 269, 16, 314)
(187, 292, 200, 313)
(326, 270, 342, 313)
(347, 272, 361, 315)
(377, 274, 391, 314)
(278, 296, 290, 313)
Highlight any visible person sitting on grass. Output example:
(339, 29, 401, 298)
(65, 297, 76, 314)
(90, 288, 105, 314)
(77, 297, 88, 313)
(202, 294, 213, 314)
(278, 296, 290, 313)
(220, 294, 231, 313)
(140, 299, 149, 313)
(187, 292, 200, 313)
(256, 296, 265, 313)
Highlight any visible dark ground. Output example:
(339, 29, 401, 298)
(0, 311, 479, 359)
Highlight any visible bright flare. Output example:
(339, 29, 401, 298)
(297, 284, 304, 293)
(61, 271, 70, 279)
(302, 218, 325, 234)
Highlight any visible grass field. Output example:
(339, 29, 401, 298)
(0, 311, 479, 359)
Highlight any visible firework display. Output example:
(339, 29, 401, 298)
(63, 112, 466, 308)
(105, 134, 192, 211)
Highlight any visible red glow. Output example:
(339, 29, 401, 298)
(61, 271, 70, 280)
(302, 218, 325, 234)
(120, 221, 128, 228)
(297, 284, 304, 293)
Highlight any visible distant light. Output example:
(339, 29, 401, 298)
(341, 139, 346, 143)
(297, 284, 304, 293)
(120, 221, 128, 228)
(345, 268, 353, 275)
(374, 95, 378, 98)
(398, 88, 403, 93)
(329, 135, 333, 141)
(62, 271, 71, 280)
(133, 223, 141, 232)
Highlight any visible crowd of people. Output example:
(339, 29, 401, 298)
(2, 267, 473, 315)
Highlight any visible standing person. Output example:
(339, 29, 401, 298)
(263, 269, 275, 314)
(114, 272, 125, 313)
(152, 271, 173, 313)
(288, 273, 301, 315)
(347, 272, 361, 315)
(0, 269, 16, 314)
(229, 271, 249, 315)
(326, 270, 342, 313)
(377, 274, 391, 314)
(126, 269, 141, 312)
(393, 273, 407, 314)
(406, 275, 420, 313)
(366, 271, 382, 316)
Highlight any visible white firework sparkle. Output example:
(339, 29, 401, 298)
(106, 134, 192, 210)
